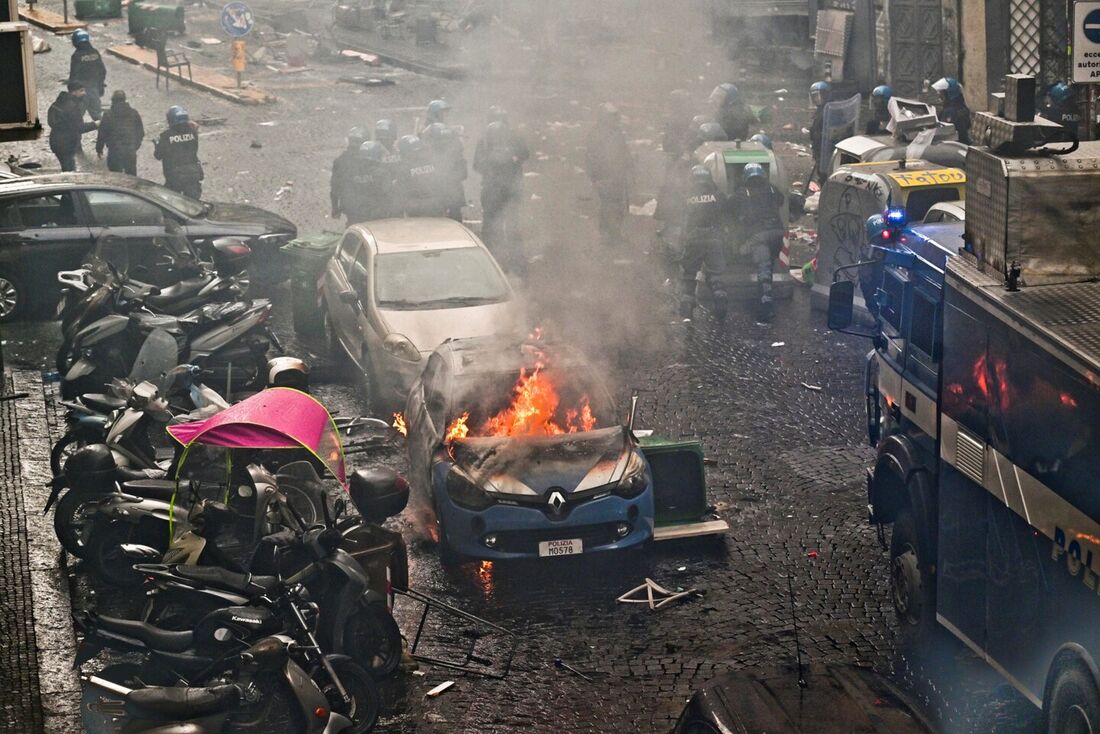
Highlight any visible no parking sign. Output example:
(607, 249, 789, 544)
(1073, 1, 1100, 82)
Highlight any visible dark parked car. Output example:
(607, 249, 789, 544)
(0, 173, 296, 320)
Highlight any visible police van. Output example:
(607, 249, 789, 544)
(827, 77, 1100, 732)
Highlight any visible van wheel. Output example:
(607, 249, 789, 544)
(0, 273, 22, 322)
(1047, 662, 1100, 734)
(890, 507, 935, 646)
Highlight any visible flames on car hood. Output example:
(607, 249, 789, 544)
(448, 426, 632, 496)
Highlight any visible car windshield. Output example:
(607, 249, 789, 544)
(131, 178, 207, 217)
(374, 248, 510, 309)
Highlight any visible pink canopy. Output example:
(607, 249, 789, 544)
(167, 387, 346, 487)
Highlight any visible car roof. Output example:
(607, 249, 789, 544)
(0, 172, 149, 194)
(351, 217, 481, 254)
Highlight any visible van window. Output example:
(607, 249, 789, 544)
(879, 270, 906, 332)
(904, 188, 960, 221)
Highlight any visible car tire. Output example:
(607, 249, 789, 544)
(1046, 661, 1100, 734)
(890, 506, 935, 647)
(0, 272, 24, 322)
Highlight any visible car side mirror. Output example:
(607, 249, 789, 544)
(827, 280, 855, 330)
(339, 290, 360, 308)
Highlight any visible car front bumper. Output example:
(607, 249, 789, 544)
(433, 475, 655, 561)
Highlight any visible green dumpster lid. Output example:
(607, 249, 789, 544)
(723, 149, 771, 164)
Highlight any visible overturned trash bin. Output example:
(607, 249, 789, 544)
(75, 0, 122, 20)
(282, 233, 340, 336)
(128, 2, 185, 36)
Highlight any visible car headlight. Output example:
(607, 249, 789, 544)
(614, 451, 649, 498)
(383, 333, 422, 363)
(445, 468, 495, 511)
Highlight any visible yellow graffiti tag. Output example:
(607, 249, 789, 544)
(887, 168, 966, 188)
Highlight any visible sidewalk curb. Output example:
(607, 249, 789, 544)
(330, 31, 466, 80)
(13, 371, 85, 734)
(18, 6, 86, 34)
(106, 44, 277, 105)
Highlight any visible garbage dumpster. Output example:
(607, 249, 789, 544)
(282, 233, 340, 336)
(75, 0, 122, 20)
(128, 2, 185, 36)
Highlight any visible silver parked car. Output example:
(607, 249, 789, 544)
(321, 217, 524, 410)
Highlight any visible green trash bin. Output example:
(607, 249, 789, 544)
(282, 233, 340, 336)
(75, 0, 121, 20)
(128, 2, 185, 36)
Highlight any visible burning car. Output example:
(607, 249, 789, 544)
(402, 336, 654, 562)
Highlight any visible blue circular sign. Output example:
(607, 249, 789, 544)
(1085, 8, 1100, 44)
(221, 1, 254, 37)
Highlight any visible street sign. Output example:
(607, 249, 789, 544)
(1073, 1, 1100, 82)
(220, 0, 252, 37)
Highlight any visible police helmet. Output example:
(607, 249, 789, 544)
(397, 134, 423, 155)
(865, 213, 889, 243)
(810, 80, 831, 105)
(871, 84, 893, 102)
(1049, 81, 1072, 104)
(690, 114, 711, 128)
(72, 29, 91, 47)
(697, 122, 726, 143)
(266, 357, 310, 392)
(749, 133, 773, 150)
(64, 443, 117, 491)
(421, 122, 447, 142)
(690, 165, 713, 187)
(166, 105, 189, 126)
(488, 105, 508, 123)
(374, 119, 397, 144)
(359, 140, 386, 161)
(742, 162, 766, 182)
(485, 120, 506, 145)
(426, 99, 451, 120)
(348, 126, 369, 148)
(932, 77, 961, 101)
(709, 82, 740, 108)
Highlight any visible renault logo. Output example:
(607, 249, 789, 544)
(547, 490, 566, 513)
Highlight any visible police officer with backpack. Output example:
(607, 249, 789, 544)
(732, 163, 786, 321)
(153, 106, 203, 199)
(331, 126, 368, 221)
(69, 30, 107, 121)
(679, 165, 732, 321)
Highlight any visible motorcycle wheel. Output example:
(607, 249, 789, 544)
(344, 601, 403, 680)
(89, 522, 147, 587)
(53, 489, 100, 558)
(228, 670, 307, 733)
(321, 660, 379, 734)
(51, 431, 88, 476)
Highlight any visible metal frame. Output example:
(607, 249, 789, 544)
(0, 22, 40, 140)
(396, 587, 517, 679)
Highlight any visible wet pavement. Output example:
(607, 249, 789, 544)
(1, 1, 1044, 732)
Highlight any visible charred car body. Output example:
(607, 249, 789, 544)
(404, 336, 654, 561)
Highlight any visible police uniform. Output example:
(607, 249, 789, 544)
(473, 130, 529, 273)
(69, 45, 107, 121)
(330, 147, 360, 220)
(343, 158, 393, 224)
(732, 182, 786, 317)
(154, 123, 203, 199)
(940, 98, 971, 145)
(680, 179, 731, 317)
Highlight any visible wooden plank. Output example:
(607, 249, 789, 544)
(105, 44, 276, 105)
(652, 519, 729, 541)
(19, 6, 86, 33)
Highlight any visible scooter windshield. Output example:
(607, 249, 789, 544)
(129, 328, 179, 384)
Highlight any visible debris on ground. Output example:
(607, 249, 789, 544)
(617, 578, 701, 610)
(31, 34, 50, 53)
(801, 382, 823, 391)
(771, 341, 785, 347)
(629, 199, 657, 216)
(554, 658, 593, 682)
(250, 140, 262, 148)
(425, 681, 455, 698)
(340, 49, 381, 65)
(338, 76, 397, 87)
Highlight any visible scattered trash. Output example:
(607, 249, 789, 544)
(340, 49, 381, 65)
(807, 551, 818, 558)
(800, 382, 823, 391)
(617, 578, 701, 611)
(425, 681, 454, 698)
(523, 171, 539, 177)
(629, 199, 657, 217)
(250, 140, 263, 149)
(273, 182, 293, 200)
(31, 34, 50, 53)
(412, 670, 426, 677)
(338, 76, 397, 87)
(258, 121, 278, 127)
(196, 115, 226, 127)
(773, 88, 788, 94)
(676, 566, 687, 572)
(554, 658, 593, 682)
(200, 37, 222, 45)
(803, 191, 820, 213)
(771, 341, 785, 347)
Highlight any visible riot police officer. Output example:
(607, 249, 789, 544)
(153, 106, 203, 199)
(374, 118, 398, 156)
(396, 135, 447, 217)
(422, 123, 467, 220)
(420, 99, 450, 133)
(932, 77, 971, 145)
(1043, 81, 1080, 139)
(709, 83, 757, 141)
(865, 85, 892, 135)
(343, 141, 394, 223)
(331, 126, 368, 221)
(750, 133, 773, 150)
(69, 30, 106, 121)
(808, 80, 831, 181)
(732, 163, 786, 321)
(585, 103, 632, 247)
(680, 165, 732, 321)
(473, 119, 529, 274)
(693, 122, 728, 150)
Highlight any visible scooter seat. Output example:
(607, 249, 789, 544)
(173, 565, 279, 595)
(81, 393, 126, 413)
(126, 683, 239, 720)
(93, 614, 194, 653)
(145, 277, 211, 311)
(119, 479, 178, 502)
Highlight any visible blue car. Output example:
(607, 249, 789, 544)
(403, 336, 654, 562)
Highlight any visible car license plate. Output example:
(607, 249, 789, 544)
(538, 538, 582, 557)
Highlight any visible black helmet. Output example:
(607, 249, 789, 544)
(690, 165, 713, 187)
(63, 443, 117, 491)
(347, 126, 368, 149)
(697, 122, 726, 143)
